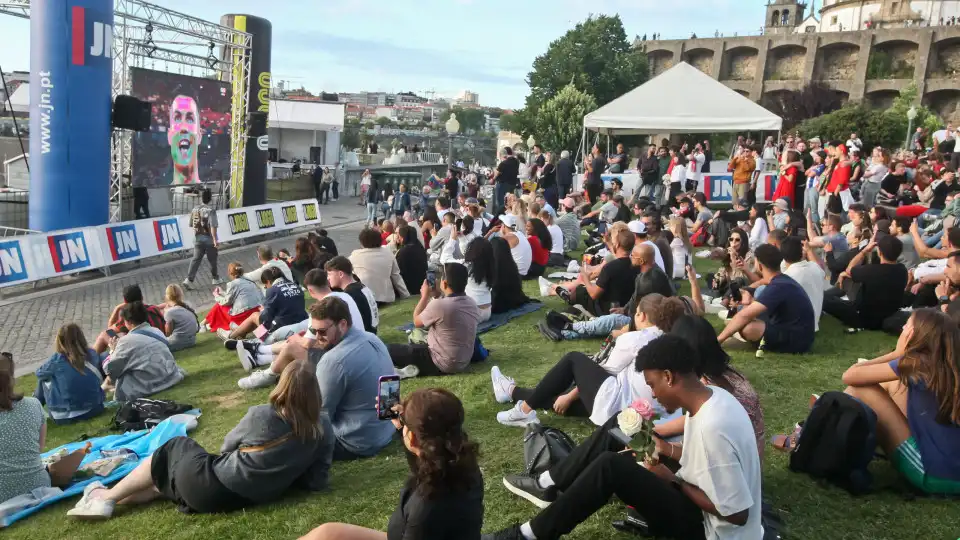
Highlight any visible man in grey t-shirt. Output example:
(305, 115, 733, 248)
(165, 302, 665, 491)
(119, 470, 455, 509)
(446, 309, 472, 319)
(183, 189, 222, 287)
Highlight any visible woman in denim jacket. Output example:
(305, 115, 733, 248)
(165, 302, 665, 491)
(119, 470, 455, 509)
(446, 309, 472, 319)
(35, 324, 105, 425)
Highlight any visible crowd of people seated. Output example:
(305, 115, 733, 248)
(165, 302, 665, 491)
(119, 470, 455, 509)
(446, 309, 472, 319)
(5, 131, 960, 540)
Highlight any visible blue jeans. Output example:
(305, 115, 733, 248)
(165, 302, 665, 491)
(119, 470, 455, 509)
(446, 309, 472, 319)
(918, 209, 942, 230)
(494, 183, 511, 215)
(366, 203, 378, 224)
(925, 229, 944, 248)
(804, 185, 820, 215)
(860, 182, 880, 209)
(561, 314, 631, 340)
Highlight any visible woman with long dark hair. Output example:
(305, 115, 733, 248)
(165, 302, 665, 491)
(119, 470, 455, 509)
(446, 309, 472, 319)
(68, 360, 334, 519)
(490, 236, 530, 314)
(290, 237, 319, 285)
(662, 315, 764, 459)
(463, 237, 495, 322)
(303, 388, 483, 540)
(420, 205, 441, 248)
(523, 218, 552, 279)
(395, 224, 428, 296)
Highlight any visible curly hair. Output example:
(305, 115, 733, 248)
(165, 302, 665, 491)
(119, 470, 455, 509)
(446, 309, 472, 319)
(638, 294, 686, 331)
(403, 388, 480, 499)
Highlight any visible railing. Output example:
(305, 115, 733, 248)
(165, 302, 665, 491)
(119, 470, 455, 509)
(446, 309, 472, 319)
(355, 152, 444, 166)
(0, 225, 37, 238)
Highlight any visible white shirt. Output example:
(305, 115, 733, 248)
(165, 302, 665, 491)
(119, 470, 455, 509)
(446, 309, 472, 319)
(670, 238, 691, 279)
(642, 240, 666, 273)
(669, 164, 687, 185)
(749, 219, 769, 251)
(360, 173, 372, 187)
(686, 152, 705, 183)
(914, 258, 947, 281)
(784, 260, 826, 332)
(590, 327, 670, 426)
(762, 145, 777, 161)
(243, 259, 294, 286)
(547, 224, 564, 254)
(510, 232, 532, 276)
(677, 387, 763, 540)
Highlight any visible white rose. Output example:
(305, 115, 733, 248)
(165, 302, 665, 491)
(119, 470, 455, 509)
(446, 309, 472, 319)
(617, 407, 644, 437)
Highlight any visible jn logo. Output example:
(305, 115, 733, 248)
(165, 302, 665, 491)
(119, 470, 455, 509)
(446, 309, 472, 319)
(107, 224, 140, 261)
(0, 240, 27, 284)
(48, 232, 90, 273)
(72, 7, 113, 65)
(154, 219, 183, 251)
(706, 175, 733, 202)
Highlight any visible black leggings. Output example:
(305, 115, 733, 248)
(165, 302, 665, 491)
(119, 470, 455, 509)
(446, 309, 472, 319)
(512, 352, 610, 418)
(530, 417, 705, 540)
(387, 343, 445, 376)
(523, 261, 546, 280)
(585, 182, 602, 204)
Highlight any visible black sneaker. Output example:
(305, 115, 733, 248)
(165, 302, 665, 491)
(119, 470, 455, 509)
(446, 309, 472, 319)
(556, 287, 572, 303)
(224, 339, 239, 351)
(612, 507, 653, 537)
(481, 524, 523, 540)
(537, 321, 563, 342)
(545, 310, 572, 331)
(241, 340, 261, 355)
(502, 474, 557, 508)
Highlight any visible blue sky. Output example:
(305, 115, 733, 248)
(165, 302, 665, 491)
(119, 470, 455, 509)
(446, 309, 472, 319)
(0, 0, 763, 109)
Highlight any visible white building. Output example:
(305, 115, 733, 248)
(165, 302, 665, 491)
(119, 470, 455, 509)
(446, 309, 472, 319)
(788, 0, 960, 33)
(456, 90, 479, 106)
(267, 99, 344, 165)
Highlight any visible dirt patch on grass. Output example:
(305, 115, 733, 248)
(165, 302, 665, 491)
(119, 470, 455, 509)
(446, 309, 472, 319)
(206, 391, 245, 409)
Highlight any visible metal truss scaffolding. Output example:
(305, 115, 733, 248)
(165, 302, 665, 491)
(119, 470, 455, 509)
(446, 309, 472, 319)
(0, 0, 253, 221)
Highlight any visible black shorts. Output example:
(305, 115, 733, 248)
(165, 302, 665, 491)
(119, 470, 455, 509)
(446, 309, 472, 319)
(151, 437, 251, 514)
(762, 323, 813, 354)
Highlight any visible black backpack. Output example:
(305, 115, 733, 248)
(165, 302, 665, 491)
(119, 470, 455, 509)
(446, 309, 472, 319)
(523, 424, 576, 476)
(788, 391, 878, 495)
(112, 398, 194, 431)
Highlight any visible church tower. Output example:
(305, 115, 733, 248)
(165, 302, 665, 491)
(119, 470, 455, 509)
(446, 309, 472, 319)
(764, 0, 808, 35)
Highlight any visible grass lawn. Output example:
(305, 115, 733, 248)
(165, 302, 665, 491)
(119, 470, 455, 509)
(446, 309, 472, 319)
(9, 260, 960, 540)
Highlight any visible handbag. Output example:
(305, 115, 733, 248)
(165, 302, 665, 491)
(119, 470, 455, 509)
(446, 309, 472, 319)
(523, 423, 576, 476)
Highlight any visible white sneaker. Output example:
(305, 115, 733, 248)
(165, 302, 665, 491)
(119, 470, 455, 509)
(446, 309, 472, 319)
(211, 277, 225, 286)
(497, 401, 539, 427)
(238, 369, 279, 390)
(236, 346, 255, 372)
(538, 277, 555, 298)
(216, 328, 232, 341)
(67, 481, 115, 519)
(566, 260, 580, 273)
(491, 366, 515, 404)
(181, 278, 194, 289)
(396, 365, 420, 379)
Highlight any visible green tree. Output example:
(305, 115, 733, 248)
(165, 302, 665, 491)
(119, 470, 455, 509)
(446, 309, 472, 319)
(439, 107, 485, 133)
(498, 111, 530, 137)
(526, 15, 647, 110)
(341, 127, 361, 151)
(797, 84, 942, 150)
(376, 116, 394, 127)
(534, 84, 597, 154)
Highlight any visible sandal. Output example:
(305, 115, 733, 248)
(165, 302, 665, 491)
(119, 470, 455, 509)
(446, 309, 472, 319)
(770, 424, 803, 453)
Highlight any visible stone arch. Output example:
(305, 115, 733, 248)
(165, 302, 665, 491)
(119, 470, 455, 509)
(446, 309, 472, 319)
(765, 44, 807, 81)
(683, 48, 715, 75)
(927, 36, 960, 79)
(771, 10, 780, 26)
(648, 49, 675, 77)
(732, 89, 751, 99)
(924, 89, 960, 124)
(867, 40, 918, 80)
(814, 42, 861, 81)
(721, 46, 759, 81)
(865, 89, 901, 110)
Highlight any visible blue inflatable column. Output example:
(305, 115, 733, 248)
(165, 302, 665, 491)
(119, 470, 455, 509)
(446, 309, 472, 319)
(29, 0, 113, 232)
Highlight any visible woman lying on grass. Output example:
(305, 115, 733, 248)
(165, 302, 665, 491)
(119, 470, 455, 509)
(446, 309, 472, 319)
(67, 359, 334, 519)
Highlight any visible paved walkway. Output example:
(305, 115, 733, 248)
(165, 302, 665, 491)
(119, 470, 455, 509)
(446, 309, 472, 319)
(2, 199, 371, 375)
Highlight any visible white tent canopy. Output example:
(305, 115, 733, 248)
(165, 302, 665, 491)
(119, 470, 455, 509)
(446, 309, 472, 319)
(583, 62, 782, 135)
(268, 99, 345, 132)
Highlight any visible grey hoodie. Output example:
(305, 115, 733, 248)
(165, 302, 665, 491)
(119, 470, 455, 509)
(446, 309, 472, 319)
(106, 324, 184, 401)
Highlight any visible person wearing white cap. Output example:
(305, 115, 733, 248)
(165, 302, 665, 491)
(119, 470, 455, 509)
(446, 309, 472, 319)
(767, 198, 791, 231)
(627, 220, 666, 273)
(488, 214, 532, 277)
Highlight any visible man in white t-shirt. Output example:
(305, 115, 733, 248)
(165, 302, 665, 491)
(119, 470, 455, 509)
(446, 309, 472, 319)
(243, 245, 294, 285)
(781, 237, 825, 332)
(484, 335, 762, 540)
(685, 144, 706, 192)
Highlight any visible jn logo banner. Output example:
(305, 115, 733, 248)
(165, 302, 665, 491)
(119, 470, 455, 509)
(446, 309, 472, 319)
(154, 218, 183, 251)
(703, 175, 733, 203)
(0, 240, 27, 284)
(106, 224, 140, 261)
(48, 232, 91, 273)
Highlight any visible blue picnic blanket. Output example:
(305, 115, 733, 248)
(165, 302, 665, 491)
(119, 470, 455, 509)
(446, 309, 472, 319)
(1, 416, 193, 527)
(397, 301, 544, 334)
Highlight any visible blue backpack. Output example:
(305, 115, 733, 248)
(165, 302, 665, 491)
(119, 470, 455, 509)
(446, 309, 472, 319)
(789, 391, 878, 495)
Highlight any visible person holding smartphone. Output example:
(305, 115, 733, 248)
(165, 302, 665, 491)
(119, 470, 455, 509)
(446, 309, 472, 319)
(303, 388, 483, 540)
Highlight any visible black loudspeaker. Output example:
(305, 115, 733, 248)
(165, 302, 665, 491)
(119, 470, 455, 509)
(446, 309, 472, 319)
(246, 111, 267, 137)
(112, 95, 152, 131)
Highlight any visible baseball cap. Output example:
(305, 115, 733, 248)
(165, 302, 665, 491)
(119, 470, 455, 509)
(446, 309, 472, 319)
(501, 214, 518, 230)
(560, 197, 576, 209)
(627, 220, 647, 235)
(602, 188, 614, 197)
(774, 198, 789, 211)
(465, 197, 479, 205)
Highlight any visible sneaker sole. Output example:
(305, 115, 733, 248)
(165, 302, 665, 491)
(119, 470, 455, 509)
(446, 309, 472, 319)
(497, 415, 539, 428)
(237, 347, 255, 372)
(490, 367, 512, 404)
(502, 477, 552, 509)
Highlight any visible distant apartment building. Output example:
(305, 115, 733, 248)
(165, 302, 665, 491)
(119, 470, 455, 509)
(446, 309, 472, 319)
(484, 114, 501, 133)
(456, 90, 479, 106)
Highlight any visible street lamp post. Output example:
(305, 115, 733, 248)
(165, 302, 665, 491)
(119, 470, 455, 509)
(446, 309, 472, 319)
(527, 135, 536, 161)
(905, 106, 918, 150)
(445, 114, 460, 166)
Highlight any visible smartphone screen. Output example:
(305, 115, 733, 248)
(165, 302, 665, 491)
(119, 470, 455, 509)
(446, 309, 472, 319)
(426, 271, 436, 288)
(607, 427, 632, 447)
(377, 376, 401, 420)
(105, 329, 118, 339)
